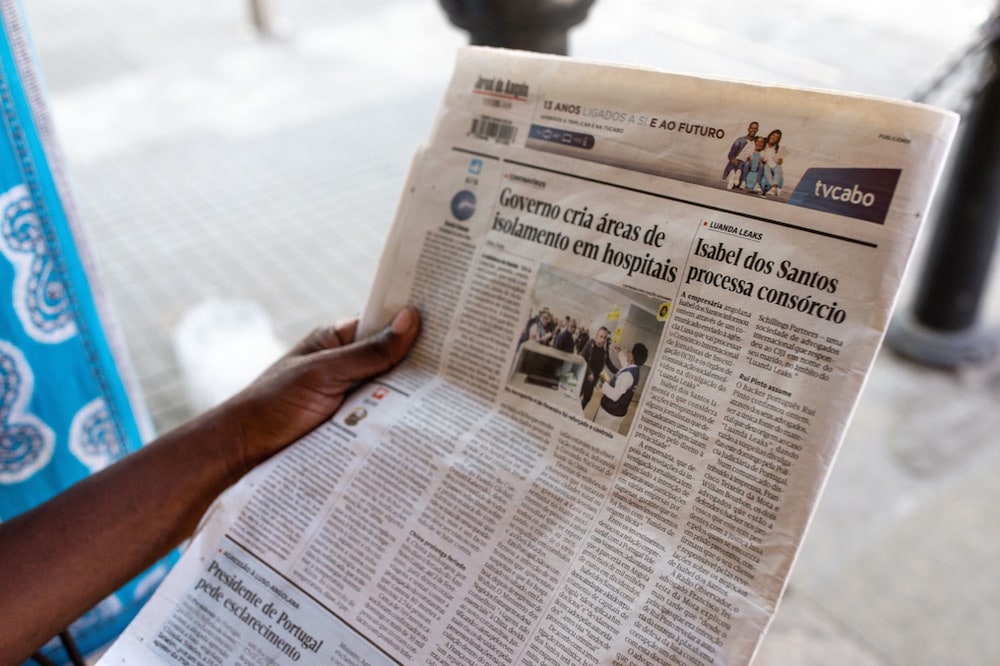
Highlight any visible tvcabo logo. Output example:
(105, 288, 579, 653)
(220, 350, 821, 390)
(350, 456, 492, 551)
(789, 168, 901, 224)
(814, 181, 877, 207)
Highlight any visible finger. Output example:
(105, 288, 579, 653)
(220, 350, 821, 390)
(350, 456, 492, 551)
(287, 318, 360, 357)
(313, 306, 420, 385)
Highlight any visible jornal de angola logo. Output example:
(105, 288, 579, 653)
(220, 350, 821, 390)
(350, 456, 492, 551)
(473, 74, 530, 101)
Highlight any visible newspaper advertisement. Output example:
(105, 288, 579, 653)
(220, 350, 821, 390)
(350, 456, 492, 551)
(100, 47, 957, 665)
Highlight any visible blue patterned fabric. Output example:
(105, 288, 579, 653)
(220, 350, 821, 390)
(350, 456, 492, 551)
(0, 1, 175, 661)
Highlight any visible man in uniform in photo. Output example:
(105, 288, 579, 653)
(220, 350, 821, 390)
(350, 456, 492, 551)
(595, 342, 649, 432)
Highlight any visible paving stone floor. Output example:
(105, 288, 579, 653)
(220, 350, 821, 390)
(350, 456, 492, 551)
(19, 0, 1000, 663)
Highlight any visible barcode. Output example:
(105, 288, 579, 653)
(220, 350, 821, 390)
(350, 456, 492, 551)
(482, 98, 512, 109)
(469, 116, 518, 145)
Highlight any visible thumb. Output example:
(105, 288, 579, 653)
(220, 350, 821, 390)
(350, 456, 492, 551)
(317, 306, 421, 385)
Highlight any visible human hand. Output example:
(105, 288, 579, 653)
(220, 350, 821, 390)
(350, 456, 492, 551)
(217, 306, 420, 475)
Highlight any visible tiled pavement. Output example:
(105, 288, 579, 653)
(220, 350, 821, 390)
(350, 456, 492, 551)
(19, 0, 1000, 663)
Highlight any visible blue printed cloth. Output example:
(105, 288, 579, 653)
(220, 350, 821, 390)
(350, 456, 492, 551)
(0, 2, 175, 661)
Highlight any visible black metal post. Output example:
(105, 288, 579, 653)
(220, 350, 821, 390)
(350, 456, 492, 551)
(438, 0, 596, 55)
(887, 12, 1000, 367)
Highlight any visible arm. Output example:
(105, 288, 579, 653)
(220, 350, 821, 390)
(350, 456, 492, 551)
(530, 324, 553, 344)
(600, 367, 635, 401)
(581, 340, 595, 380)
(604, 346, 621, 375)
(0, 307, 420, 663)
(727, 138, 742, 162)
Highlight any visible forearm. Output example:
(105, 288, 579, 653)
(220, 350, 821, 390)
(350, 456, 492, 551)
(605, 353, 620, 375)
(601, 375, 632, 401)
(0, 306, 419, 663)
(0, 405, 242, 664)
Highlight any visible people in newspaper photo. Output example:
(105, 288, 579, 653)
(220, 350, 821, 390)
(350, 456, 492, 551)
(723, 121, 758, 185)
(508, 264, 665, 436)
(594, 341, 649, 433)
(725, 123, 789, 197)
(761, 130, 785, 196)
(516, 306, 555, 348)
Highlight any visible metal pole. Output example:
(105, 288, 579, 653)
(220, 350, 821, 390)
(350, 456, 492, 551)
(249, 0, 283, 38)
(887, 11, 1000, 367)
(437, 0, 596, 56)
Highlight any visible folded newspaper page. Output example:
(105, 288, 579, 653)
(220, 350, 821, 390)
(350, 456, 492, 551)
(100, 47, 957, 665)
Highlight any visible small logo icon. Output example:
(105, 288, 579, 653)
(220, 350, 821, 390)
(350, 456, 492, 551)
(527, 124, 595, 150)
(450, 190, 477, 221)
(344, 407, 368, 426)
(469, 158, 483, 175)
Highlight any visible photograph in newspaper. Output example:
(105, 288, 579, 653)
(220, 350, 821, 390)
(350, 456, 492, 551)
(509, 263, 667, 436)
(99, 47, 958, 666)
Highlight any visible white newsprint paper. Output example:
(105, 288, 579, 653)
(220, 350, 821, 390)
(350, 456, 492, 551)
(101, 48, 957, 665)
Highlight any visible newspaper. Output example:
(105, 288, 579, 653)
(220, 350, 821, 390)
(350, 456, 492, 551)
(100, 47, 957, 665)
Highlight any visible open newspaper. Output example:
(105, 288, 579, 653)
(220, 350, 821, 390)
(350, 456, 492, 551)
(100, 47, 957, 665)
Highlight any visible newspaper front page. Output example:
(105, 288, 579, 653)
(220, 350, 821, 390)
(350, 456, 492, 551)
(100, 48, 957, 665)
